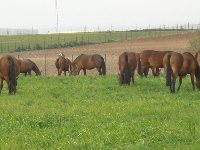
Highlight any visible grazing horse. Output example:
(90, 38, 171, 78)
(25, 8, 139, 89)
(118, 52, 137, 85)
(0, 55, 20, 94)
(69, 54, 106, 76)
(138, 50, 171, 77)
(55, 53, 71, 76)
(18, 59, 41, 76)
(163, 52, 200, 93)
(195, 51, 200, 70)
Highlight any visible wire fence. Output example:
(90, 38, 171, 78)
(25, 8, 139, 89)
(0, 23, 199, 53)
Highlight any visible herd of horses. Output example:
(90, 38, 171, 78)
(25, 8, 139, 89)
(0, 50, 200, 94)
(119, 50, 200, 93)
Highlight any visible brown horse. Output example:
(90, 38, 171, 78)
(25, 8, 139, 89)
(18, 59, 41, 76)
(163, 52, 200, 93)
(118, 52, 137, 85)
(138, 50, 171, 77)
(0, 55, 20, 94)
(195, 51, 200, 70)
(55, 53, 71, 76)
(69, 54, 106, 76)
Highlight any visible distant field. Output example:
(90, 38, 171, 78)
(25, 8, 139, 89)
(0, 30, 194, 52)
(0, 75, 200, 149)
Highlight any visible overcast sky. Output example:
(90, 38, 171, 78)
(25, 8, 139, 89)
(0, 0, 199, 32)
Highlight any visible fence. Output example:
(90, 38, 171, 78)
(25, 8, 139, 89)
(0, 23, 199, 53)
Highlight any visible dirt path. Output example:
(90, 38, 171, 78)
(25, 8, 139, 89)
(1, 32, 196, 76)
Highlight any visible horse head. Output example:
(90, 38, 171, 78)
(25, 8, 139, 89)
(69, 63, 80, 76)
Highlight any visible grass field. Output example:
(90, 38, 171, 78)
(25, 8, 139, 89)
(0, 75, 200, 149)
(0, 30, 193, 52)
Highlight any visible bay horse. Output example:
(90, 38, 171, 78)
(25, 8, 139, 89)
(118, 52, 137, 85)
(195, 51, 200, 70)
(18, 59, 41, 76)
(138, 50, 171, 77)
(163, 52, 200, 93)
(55, 53, 71, 76)
(0, 55, 20, 94)
(69, 54, 106, 76)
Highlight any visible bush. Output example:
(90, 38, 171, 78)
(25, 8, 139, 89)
(189, 31, 200, 52)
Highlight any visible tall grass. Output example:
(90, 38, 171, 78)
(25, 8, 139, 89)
(0, 75, 200, 149)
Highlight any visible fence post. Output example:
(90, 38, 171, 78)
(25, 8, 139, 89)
(1, 40, 2, 53)
(43, 39, 46, 50)
(8, 43, 9, 52)
(104, 54, 106, 65)
(45, 55, 47, 76)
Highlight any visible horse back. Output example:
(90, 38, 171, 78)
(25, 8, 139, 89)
(180, 52, 196, 75)
(119, 52, 137, 73)
(0, 55, 20, 77)
(149, 51, 171, 68)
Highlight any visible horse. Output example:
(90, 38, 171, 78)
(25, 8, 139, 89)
(0, 55, 20, 94)
(69, 54, 106, 76)
(118, 52, 137, 85)
(138, 50, 171, 77)
(195, 51, 200, 70)
(163, 52, 200, 93)
(55, 53, 71, 76)
(18, 59, 41, 76)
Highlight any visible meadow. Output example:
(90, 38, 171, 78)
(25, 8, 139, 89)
(0, 75, 200, 149)
(0, 29, 191, 52)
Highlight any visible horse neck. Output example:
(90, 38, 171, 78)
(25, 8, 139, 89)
(32, 63, 40, 75)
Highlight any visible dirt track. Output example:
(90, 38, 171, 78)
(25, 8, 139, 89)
(1, 32, 196, 76)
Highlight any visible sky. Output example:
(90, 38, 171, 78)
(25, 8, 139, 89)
(0, 0, 200, 33)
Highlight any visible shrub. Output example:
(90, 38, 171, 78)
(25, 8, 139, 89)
(189, 31, 200, 52)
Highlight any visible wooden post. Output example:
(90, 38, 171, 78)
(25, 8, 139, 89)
(1, 40, 2, 53)
(45, 55, 47, 76)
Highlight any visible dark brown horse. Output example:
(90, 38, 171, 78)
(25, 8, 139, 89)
(163, 52, 200, 93)
(0, 55, 20, 94)
(118, 52, 137, 85)
(55, 53, 71, 76)
(18, 59, 41, 76)
(195, 51, 200, 70)
(138, 50, 171, 77)
(69, 54, 106, 76)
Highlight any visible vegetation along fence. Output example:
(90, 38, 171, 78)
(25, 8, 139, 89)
(0, 23, 199, 53)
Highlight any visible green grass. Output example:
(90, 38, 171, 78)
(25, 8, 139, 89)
(0, 75, 200, 149)
(0, 29, 193, 52)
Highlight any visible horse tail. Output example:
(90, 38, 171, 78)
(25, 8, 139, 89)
(124, 53, 131, 84)
(101, 57, 106, 75)
(166, 54, 172, 86)
(137, 55, 143, 76)
(8, 56, 16, 87)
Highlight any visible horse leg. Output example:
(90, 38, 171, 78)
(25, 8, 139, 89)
(58, 69, 62, 76)
(0, 78, 3, 94)
(24, 72, 27, 76)
(144, 67, 149, 77)
(177, 77, 182, 91)
(172, 74, 177, 93)
(64, 71, 66, 76)
(97, 67, 102, 75)
(83, 68, 86, 75)
(28, 71, 31, 76)
(190, 73, 195, 90)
